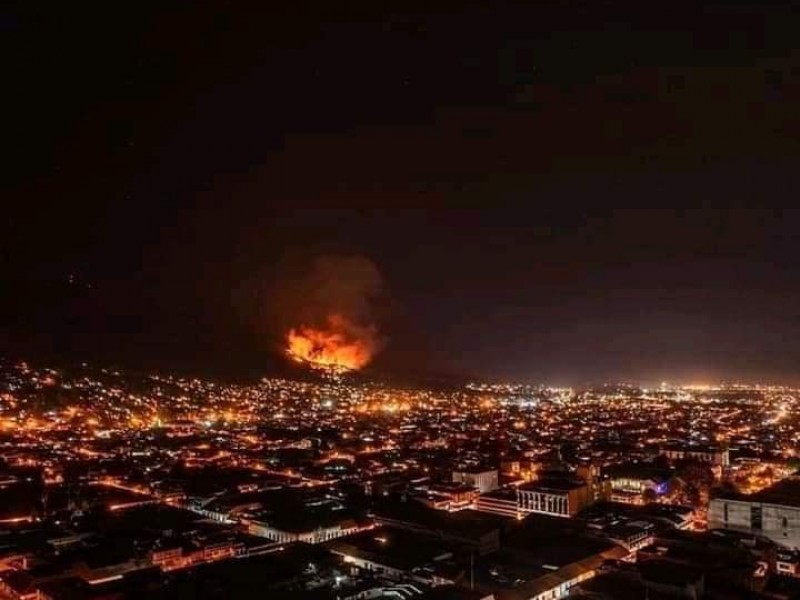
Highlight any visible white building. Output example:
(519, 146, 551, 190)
(243, 517, 368, 544)
(452, 469, 499, 494)
(708, 476, 800, 549)
(475, 480, 592, 520)
(661, 444, 730, 467)
(475, 490, 519, 518)
(517, 480, 590, 518)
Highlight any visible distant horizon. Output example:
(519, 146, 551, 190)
(4, 351, 799, 391)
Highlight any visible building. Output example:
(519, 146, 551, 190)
(470, 514, 629, 600)
(475, 489, 519, 519)
(452, 469, 498, 494)
(415, 483, 479, 512)
(474, 478, 593, 520)
(0, 571, 52, 600)
(327, 527, 456, 583)
(661, 444, 730, 467)
(777, 549, 800, 577)
(500, 458, 541, 482)
(606, 464, 671, 505)
(517, 478, 592, 518)
(581, 501, 695, 534)
(599, 521, 656, 552)
(636, 528, 771, 594)
(352, 514, 631, 600)
(372, 499, 502, 556)
(149, 540, 243, 571)
(577, 463, 609, 503)
(571, 565, 704, 600)
(709, 475, 800, 549)
(243, 516, 370, 544)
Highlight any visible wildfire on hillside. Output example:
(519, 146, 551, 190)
(287, 314, 377, 375)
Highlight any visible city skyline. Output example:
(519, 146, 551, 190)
(0, 355, 797, 598)
(3, 2, 800, 598)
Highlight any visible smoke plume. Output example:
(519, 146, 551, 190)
(276, 255, 385, 373)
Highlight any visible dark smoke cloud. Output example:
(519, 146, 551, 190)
(266, 254, 387, 358)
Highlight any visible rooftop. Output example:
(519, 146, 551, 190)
(504, 514, 623, 567)
(749, 476, 800, 508)
(372, 498, 502, 540)
(518, 478, 586, 493)
(606, 463, 672, 482)
(326, 527, 454, 572)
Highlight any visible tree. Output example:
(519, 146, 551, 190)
(710, 479, 739, 499)
(653, 454, 671, 470)
(169, 459, 188, 479)
(667, 477, 685, 499)
(676, 462, 714, 490)
(684, 483, 701, 508)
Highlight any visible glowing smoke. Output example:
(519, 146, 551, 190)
(279, 256, 384, 374)
(287, 314, 378, 373)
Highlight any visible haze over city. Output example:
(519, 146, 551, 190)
(5, 3, 800, 385)
(3, 2, 800, 600)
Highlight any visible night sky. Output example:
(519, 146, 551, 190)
(4, 2, 800, 384)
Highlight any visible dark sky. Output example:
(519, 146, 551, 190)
(3, 1, 800, 384)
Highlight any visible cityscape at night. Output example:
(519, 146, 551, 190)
(4, 0, 800, 599)
(0, 359, 799, 598)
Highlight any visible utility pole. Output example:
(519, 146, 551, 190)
(470, 550, 474, 591)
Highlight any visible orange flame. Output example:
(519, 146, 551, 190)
(287, 314, 377, 374)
